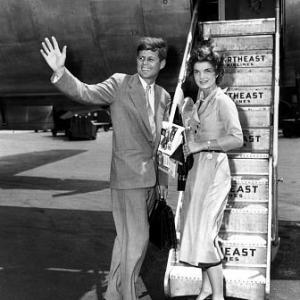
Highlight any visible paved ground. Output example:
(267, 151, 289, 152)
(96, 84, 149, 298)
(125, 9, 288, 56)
(0, 129, 299, 299)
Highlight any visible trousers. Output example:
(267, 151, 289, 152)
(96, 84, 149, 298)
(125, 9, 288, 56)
(105, 187, 156, 300)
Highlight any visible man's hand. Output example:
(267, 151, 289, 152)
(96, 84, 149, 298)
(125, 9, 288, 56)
(159, 185, 168, 200)
(40, 36, 66, 74)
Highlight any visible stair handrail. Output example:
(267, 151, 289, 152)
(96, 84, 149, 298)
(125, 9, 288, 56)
(170, 0, 199, 240)
(168, 1, 198, 124)
(272, 0, 281, 247)
(163, 2, 199, 296)
(266, 0, 281, 297)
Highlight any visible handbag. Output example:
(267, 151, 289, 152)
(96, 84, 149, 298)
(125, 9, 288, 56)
(149, 196, 177, 250)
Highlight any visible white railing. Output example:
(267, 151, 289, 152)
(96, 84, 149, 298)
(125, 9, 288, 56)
(272, 0, 281, 247)
(168, 1, 198, 123)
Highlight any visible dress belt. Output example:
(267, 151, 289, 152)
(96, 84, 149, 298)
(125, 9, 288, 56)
(201, 150, 225, 153)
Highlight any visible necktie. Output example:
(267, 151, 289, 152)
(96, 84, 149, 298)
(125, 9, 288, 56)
(145, 85, 156, 139)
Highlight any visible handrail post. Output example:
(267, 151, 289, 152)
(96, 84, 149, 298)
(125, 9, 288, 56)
(272, 0, 281, 246)
(168, 1, 198, 124)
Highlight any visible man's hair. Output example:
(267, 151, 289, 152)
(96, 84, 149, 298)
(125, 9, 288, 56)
(187, 38, 224, 84)
(137, 37, 168, 61)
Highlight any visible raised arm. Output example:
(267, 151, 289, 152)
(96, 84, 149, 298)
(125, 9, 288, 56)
(40, 36, 66, 77)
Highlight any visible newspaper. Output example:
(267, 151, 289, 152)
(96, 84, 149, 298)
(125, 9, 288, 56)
(157, 121, 185, 176)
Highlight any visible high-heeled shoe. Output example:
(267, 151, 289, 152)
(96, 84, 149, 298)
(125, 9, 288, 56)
(195, 293, 212, 300)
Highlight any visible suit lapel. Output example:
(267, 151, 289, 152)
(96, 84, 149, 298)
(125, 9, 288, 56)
(127, 75, 168, 146)
(128, 74, 153, 141)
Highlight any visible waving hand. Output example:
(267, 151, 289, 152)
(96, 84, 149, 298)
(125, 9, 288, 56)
(40, 36, 66, 73)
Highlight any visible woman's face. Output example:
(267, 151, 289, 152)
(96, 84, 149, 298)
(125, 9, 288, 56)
(193, 61, 217, 91)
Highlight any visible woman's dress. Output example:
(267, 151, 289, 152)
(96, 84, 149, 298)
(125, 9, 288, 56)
(179, 87, 243, 267)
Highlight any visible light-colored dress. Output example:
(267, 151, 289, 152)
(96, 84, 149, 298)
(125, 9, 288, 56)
(179, 87, 243, 267)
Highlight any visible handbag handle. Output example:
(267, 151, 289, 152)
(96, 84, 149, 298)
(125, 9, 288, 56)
(157, 184, 165, 201)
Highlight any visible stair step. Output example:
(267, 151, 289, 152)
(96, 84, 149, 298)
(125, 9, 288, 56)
(166, 258, 266, 299)
(222, 68, 272, 87)
(168, 264, 202, 297)
(222, 205, 268, 233)
(224, 50, 273, 69)
(225, 203, 268, 211)
(220, 233, 267, 245)
(199, 18, 275, 37)
(238, 106, 271, 128)
(225, 86, 272, 106)
(225, 262, 267, 268)
(219, 234, 267, 265)
(240, 128, 270, 153)
(228, 154, 269, 176)
(229, 176, 269, 202)
(228, 153, 269, 158)
(213, 35, 274, 51)
(223, 268, 266, 300)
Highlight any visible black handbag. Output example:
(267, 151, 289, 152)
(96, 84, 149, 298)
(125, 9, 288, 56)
(149, 197, 177, 250)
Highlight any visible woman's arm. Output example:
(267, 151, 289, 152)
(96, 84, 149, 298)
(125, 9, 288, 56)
(217, 94, 244, 151)
(183, 138, 221, 157)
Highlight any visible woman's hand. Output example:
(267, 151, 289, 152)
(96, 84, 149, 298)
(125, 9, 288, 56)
(183, 141, 203, 158)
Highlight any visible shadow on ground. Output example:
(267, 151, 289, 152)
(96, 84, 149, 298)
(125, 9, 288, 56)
(0, 206, 114, 300)
(271, 220, 300, 280)
(0, 205, 170, 300)
(0, 206, 299, 300)
(0, 150, 110, 196)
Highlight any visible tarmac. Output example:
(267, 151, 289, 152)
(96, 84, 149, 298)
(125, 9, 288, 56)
(0, 129, 299, 300)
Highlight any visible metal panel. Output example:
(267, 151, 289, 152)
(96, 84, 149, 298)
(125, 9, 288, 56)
(224, 268, 266, 300)
(241, 128, 271, 152)
(238, 107, 271, 128)
(229, 176, 269, 202)
(199, 18, 275, 37)
(225, 87, 272, 106)
(168, 264, 202, 297)
(222, 68, 273, 87)
(222, 243, 267, 265)
(0, 0, 191, 95)
(222, 207, 268, 233)
(229, 157, 269, 175)
(213, 35, 274, 51)
(223, 51, 273, 68)
(221, 232, 268, 266)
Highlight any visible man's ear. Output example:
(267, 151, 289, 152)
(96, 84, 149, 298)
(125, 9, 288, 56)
(160, 59, 166, 70)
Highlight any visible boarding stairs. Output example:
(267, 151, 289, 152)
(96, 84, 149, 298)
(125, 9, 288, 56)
(164, 4, 280, 300)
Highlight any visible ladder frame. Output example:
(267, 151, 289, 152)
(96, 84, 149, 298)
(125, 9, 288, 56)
(164, 1, 281, 298)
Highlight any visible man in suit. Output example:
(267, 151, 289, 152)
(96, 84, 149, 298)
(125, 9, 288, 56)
(40, 36, 170, 300)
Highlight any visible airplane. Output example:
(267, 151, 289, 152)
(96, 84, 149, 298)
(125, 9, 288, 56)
(0, 0, 299, 134)
(0, 0, 192, 132)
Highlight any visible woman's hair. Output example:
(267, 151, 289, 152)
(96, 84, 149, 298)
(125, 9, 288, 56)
(186, 39, 224, 85)
(137, 37, 168, 61)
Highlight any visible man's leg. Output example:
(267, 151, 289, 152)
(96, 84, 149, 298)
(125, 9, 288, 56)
(104, 190, 125, 300)
(106, 187, 155, 300)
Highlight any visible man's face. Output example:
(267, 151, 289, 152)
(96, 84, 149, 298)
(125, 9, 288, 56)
(136, 50, 166, 84)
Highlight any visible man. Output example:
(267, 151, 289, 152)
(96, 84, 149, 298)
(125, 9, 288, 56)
(40, 36, 170, 300)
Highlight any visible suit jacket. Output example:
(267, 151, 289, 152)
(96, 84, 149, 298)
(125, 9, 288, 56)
(54, 69, 170, 189)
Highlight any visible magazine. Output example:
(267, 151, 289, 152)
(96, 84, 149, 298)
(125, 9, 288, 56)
(157, 121, 185, 176)
(158, 121, 185, 156)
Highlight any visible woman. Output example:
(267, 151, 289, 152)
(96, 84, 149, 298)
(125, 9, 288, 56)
(178, 40, 243, 300)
